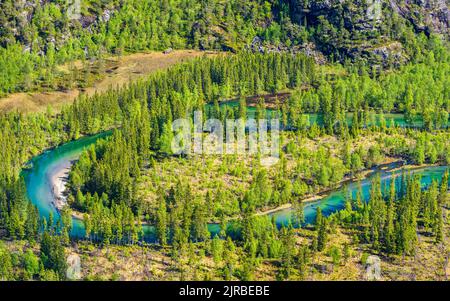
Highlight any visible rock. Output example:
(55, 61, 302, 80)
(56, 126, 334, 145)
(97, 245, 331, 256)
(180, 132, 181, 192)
(247, 37, 327, 64)
(102, 9, 113, 23)
(79, 15, 96, 28)
(249, 36, 265, 53)
(286, 0, 449, 64)
(66, 254, 82, 280)
(367, 0, 383, 22)
(389, 0, 450, 36)
(67, 0, 82, 21)
(300, 43, 328, 65)
(370, 42, 404, 61)
(23, 45, 31, 53)
(350, 41, 407, 68)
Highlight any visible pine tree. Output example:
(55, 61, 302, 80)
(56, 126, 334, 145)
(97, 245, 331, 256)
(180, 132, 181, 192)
(317, 218, 328, 252)
(315, 207, 323, 228)
(369, 176, 386, 250)
(438, 170, 448, 206)
(384, 178, 396, 253)
(315, 207, 328, 252)
(292, 200, 305, 227)
(277, 227, 295, 280)
(60, 207, 72, 245)
(191, 203, 210, 242)
(83, 213, 91, 241)
(434, 206, 444, 243)
(159, 120, 174, 155)
(223, 237, 237, 280)
(156, 196, 168, 246)
(211, 235, 223, 266)
(297, 245, 309, 280)
(40, 232, 67, 280)
(423, 181, 438, 233)
(238, 96, 247, 119)
(0, 245, 13, 281)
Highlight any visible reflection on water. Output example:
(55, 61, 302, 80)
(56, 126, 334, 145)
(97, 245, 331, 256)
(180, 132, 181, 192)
(205, 100, 449, 129)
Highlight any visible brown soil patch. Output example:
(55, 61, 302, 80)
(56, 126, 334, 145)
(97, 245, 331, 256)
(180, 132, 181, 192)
(0, 50, 216, 114)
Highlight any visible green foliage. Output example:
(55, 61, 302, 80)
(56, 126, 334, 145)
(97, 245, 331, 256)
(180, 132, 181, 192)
(330, 171, 449, 256)
(40, 232, 67, 280)
(0, 0, 311, 95)
(315, 207, 328, 252)
(23, 249, 40, 280)
(328, 246, 341, 266)
(0, 243, 13, 280)
(0, 33, 448, 281)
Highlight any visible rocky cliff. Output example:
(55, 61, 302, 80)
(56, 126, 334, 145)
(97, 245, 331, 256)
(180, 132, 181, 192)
(389, 0, 449, 35)
(0, 0, 448, 66)
(283, 0, 449, 65)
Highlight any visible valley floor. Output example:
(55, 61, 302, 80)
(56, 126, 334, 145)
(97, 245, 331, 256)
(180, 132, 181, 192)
(70, 203, 450, 281)
(4, 203, 448, 281)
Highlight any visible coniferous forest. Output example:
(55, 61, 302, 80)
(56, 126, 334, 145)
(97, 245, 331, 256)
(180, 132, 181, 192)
(0, 0, 449, 284)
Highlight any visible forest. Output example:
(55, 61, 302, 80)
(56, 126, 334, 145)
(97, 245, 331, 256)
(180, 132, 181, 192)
(1, 171, 448, 280)
(0, 43, 449, 279)
(0, 0, 449, 282)
(1, 0, 448, 96)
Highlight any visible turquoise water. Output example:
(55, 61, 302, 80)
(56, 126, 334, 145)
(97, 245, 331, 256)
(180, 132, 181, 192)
(271, 166, 449, 227)
(21, 130, 449, 242)
(21, 132, 112, 238)
(206, 100, 449, 128)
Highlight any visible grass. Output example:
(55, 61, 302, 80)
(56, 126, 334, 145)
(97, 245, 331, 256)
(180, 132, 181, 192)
(135, 130, 415, 221)
(2, 176, 448, 280)
(0, 50, 216, 114)
(70, 204, 449, 280)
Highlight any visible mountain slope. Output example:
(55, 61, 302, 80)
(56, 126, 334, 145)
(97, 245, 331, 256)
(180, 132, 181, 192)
(0, 0, 448, 96)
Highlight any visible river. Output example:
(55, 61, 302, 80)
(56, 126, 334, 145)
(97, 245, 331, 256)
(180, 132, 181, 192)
(21, 124, 449, 243)
(206, 100, 450, 128)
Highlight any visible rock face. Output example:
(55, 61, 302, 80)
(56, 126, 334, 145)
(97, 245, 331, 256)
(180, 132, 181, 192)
(352, 41, 407, 68)
(284, 0, 449, 64)
(0, 0, 113, 49)
(389, 0, 450, 35)
(248, 37, 327, 64)
(288, 0, 449, 35)
(0, 0, 448, 66)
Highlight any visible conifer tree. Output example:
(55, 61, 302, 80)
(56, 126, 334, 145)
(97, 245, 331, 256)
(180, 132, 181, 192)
(156, 194, 168, 246)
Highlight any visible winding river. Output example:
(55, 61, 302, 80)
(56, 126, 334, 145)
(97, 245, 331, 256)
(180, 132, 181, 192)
(207, 100, 450, 129)
(272, 165, 449, 227)
(21, 132, 112, 239)
(21, 125, 449, 243)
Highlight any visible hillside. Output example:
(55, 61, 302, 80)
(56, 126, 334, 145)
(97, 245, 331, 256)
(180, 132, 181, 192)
(0, 0, 449, 97)
(0, 50, 212, 113)
(286, 0, 450, 64)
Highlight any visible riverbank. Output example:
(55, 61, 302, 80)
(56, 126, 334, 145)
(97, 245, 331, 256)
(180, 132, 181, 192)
(51, 165, 70, 211)
(50, 163, 88, 221)
(254, 160, 445, 218)
(50, 162, 85, 221)
(61, 156, 437, 224)
(212, 159, 406, 222)
(24, 127, 449, 241)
